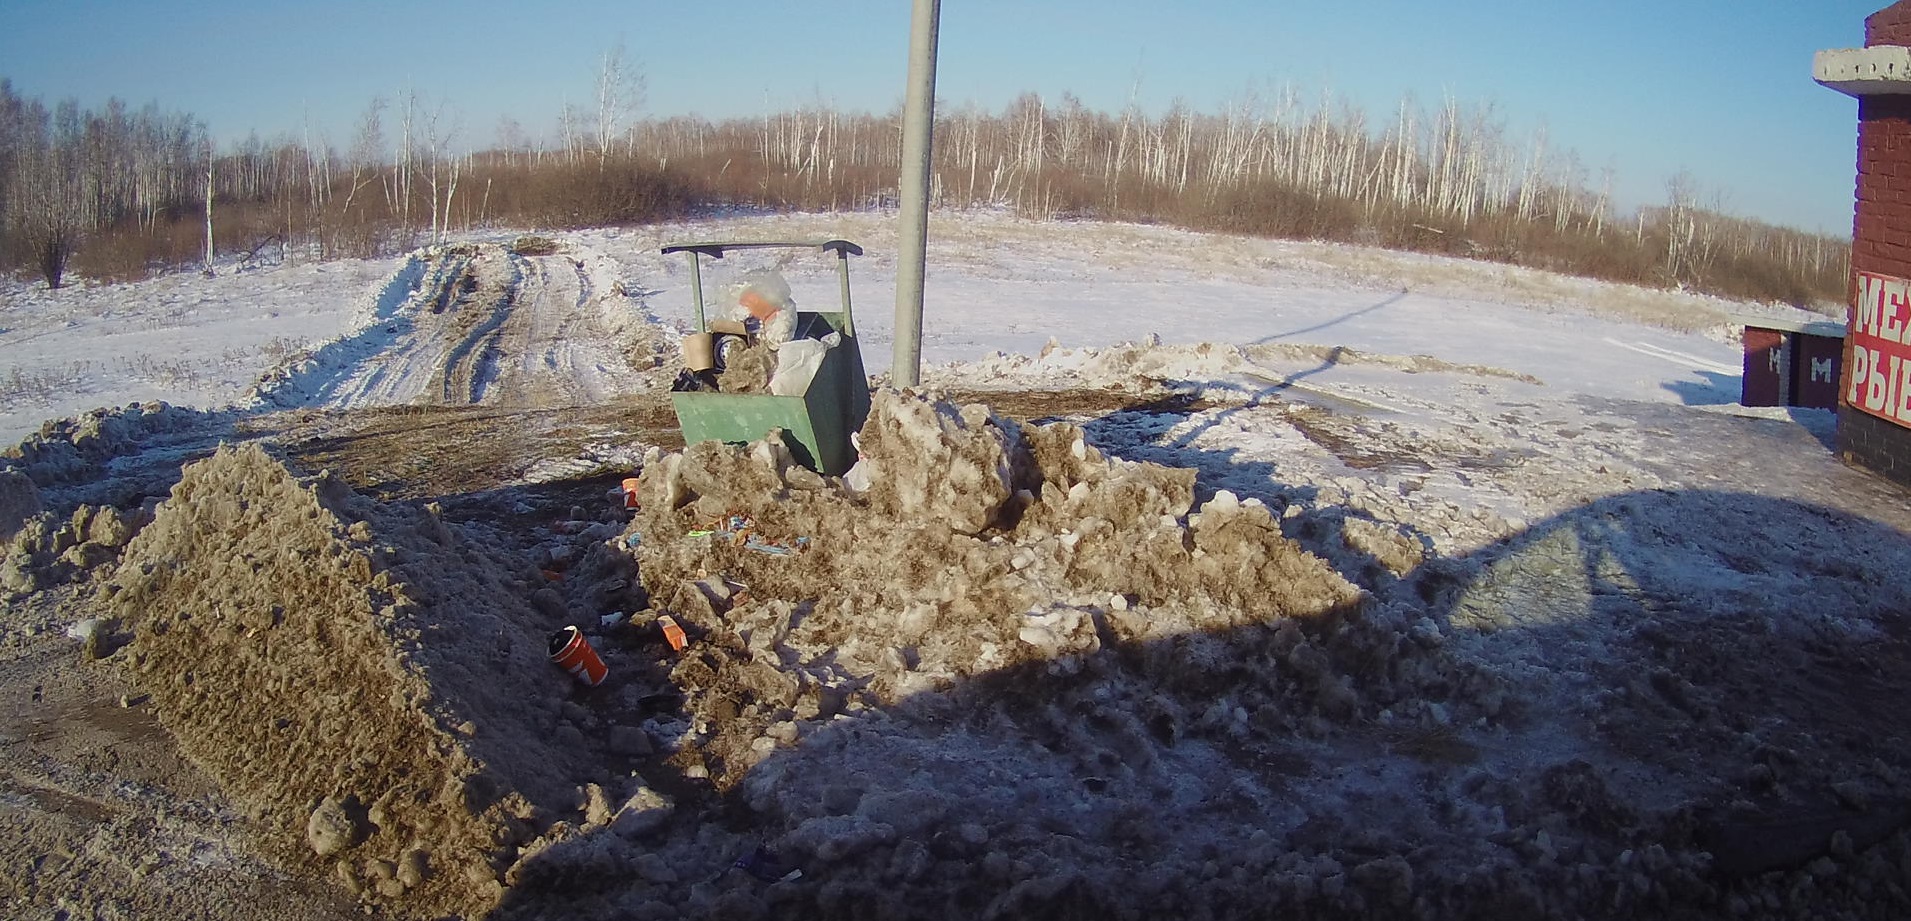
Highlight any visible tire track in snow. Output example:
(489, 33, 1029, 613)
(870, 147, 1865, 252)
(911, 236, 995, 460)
(500, 252, 587, 407)
(272, 241, 647, 414)
(484, 246, 631, 407)
(1602, 337, 1740, 376)
(435, 252, 521, 405)
(306, 251, 473, 410)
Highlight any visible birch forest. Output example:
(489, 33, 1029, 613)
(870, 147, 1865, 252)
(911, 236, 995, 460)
(0, 77, 1847, 307)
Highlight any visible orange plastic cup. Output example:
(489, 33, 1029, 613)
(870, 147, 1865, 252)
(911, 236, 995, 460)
(549, 626, 608, 686)
(738, 290, 780, 321)
(657, 615, 687, 652)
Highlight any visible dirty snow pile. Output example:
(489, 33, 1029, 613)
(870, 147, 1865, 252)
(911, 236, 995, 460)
(93, 442, 649, 918)
(0, 402, 232, 599)
(628, 388, 1390, 773)
(585, 389, 1478, 918)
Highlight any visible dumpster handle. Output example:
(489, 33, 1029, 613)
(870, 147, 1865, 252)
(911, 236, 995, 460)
(836, 246, 854, 338)
(660, 240, 864, 336)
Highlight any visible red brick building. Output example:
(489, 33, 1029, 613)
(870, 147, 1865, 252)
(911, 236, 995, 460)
(1818, 2, 1911, 485)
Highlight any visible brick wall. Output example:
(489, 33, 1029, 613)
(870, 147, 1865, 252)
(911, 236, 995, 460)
(1842, 409, 1911, 479)
(1837, 2, 1911, 486)
(1871, 2, 1911, 44)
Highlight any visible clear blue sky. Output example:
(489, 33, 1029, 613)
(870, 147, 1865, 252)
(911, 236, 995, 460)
(0, 0, 1885, 233)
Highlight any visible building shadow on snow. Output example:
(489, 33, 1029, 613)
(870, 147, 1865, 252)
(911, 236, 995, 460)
(1661, 370, 1741, 408)
(1658, 372, 1839, 453)
(1787, 406, 1839, 452)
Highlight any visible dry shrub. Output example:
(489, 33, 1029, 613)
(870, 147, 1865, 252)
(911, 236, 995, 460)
(66, 218, 201, 282)
(1189, 180, 1365, 244)
(480, 158, 700, 229)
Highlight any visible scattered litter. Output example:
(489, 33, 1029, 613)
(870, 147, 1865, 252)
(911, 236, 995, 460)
(66, 617, 116, 660)
(718, 513, 755, 544)
(624, 533, 643, 549)
(843, 460, 872, 494)
(694, 575, 735, 605)
(621, 477, 641, 511)
(65, 618, 111, 643)
(730, 844, 800, 883)
(843, 432, 872, 493)
(657, 615, 687, 652)
(600, 611, 627, 629)
(549, 626, 608, 686)
(743, 537, 807, 556)
(684, 512, 813, 555)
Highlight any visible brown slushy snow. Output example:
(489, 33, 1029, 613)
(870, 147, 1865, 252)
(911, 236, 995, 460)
(69, 391, 1388, 919)
(101, 442, 603, 917)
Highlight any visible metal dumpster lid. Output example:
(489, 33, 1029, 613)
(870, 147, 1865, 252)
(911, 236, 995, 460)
(661, 240, 862, 257)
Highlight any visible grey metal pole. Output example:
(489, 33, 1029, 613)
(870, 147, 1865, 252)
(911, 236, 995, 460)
(893, 0, 940, 388)
(686, 251, 707, 332)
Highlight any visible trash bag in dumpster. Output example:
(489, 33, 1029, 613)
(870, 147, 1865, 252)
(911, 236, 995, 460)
(663, 240, 871, 475)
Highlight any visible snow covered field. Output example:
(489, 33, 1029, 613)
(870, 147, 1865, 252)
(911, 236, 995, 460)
(3, 212, 1910, 921)
(0, 210, 1811, 445)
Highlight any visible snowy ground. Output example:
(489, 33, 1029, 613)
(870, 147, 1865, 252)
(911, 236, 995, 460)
(1, 210, 1812, 447)
(2, 211, 1910, 921)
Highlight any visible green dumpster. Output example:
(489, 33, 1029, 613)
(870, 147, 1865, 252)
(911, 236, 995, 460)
(663, 240, 872, 475)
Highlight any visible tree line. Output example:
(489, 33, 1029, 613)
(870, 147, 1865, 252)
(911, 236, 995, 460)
(0, 76, 1849, 308)
(0, 79, 211, 288)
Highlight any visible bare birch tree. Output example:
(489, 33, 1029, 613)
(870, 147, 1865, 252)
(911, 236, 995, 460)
(418, 100, 462, 245)
(593, 42, 645, 167)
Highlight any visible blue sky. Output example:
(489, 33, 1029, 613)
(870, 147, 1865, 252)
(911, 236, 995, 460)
(0, 0, 1886, 233)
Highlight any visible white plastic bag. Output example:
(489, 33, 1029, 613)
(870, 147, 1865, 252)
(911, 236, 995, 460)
(842, 433, 872, 494)
(768, 332, 839, 396)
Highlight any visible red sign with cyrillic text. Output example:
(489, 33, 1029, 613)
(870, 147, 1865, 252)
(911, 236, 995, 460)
(1849, 271, 1911, 427)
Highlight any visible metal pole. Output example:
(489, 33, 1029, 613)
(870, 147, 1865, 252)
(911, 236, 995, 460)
(893, 0, 940, 388)
(686, 251, 707, 332)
